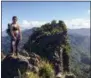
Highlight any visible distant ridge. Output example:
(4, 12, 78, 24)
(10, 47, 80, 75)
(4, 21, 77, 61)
(68, 28, 90, 36)
(2, 28, 90, 37)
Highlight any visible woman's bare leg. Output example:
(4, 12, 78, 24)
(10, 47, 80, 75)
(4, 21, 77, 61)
(15, 39, 20, 56)
(10, 40, 13, 53)
(12, 41, 16, 55)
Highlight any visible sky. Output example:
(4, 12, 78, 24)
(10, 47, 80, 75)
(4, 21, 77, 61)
(2, 2, 90, 31)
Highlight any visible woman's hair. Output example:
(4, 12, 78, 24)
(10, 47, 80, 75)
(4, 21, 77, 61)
(12, 16, 17, 20)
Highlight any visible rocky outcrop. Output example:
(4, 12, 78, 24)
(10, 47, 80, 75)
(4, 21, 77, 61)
(1, 54, 29, 78)
(24, 20, 70, 74)
(1, 53, 41, 78)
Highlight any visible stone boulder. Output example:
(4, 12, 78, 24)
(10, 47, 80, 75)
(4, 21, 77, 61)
(1, 54, 30, 78)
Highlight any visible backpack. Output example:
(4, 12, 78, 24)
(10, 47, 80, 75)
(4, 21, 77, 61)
(6, 23, 11, 36)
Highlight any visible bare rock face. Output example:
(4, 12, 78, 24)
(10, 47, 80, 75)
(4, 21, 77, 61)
(1, 53, 41, 78)
(23, 20, 70, 74)
(28, 53, 41, 73)
(1, 54, 30, 78)
(65, 74, 76, 78)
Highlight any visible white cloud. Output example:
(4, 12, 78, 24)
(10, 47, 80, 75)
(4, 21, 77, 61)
(21, 17, 90, 29)
(64, 18, 90, 29)
(21, 20, 47, 29)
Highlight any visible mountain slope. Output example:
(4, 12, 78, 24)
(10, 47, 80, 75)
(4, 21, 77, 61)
(2, 28, 90, 78)
(68, 28, 90, 36)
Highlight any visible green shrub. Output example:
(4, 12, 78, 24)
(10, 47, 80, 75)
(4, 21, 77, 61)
(22, 71, 39, 78)
(39, 60, 55, 78)
(51, 28, 60, 35)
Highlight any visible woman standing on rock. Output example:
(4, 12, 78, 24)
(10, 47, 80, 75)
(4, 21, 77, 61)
(7, 16, 22, 56)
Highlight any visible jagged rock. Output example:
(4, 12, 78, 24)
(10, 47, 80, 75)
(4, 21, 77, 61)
(1, 53, 43, 78)
(19, 49, 29, 57)
(29, 53, 41, 66)
(32, 66, 39, 73)
(65, 74, 76, 78)
(56, 72, 62, 78)
(28, 53, 40, 73)
(24, 20, 70, 74)
(1, 54, 30, 78)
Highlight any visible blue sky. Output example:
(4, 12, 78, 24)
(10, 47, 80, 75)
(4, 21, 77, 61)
(2, 2, 90, 31)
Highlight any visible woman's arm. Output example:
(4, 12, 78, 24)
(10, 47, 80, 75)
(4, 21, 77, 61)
(10, 24, 15, 39)
(18, 24, 22, 40)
